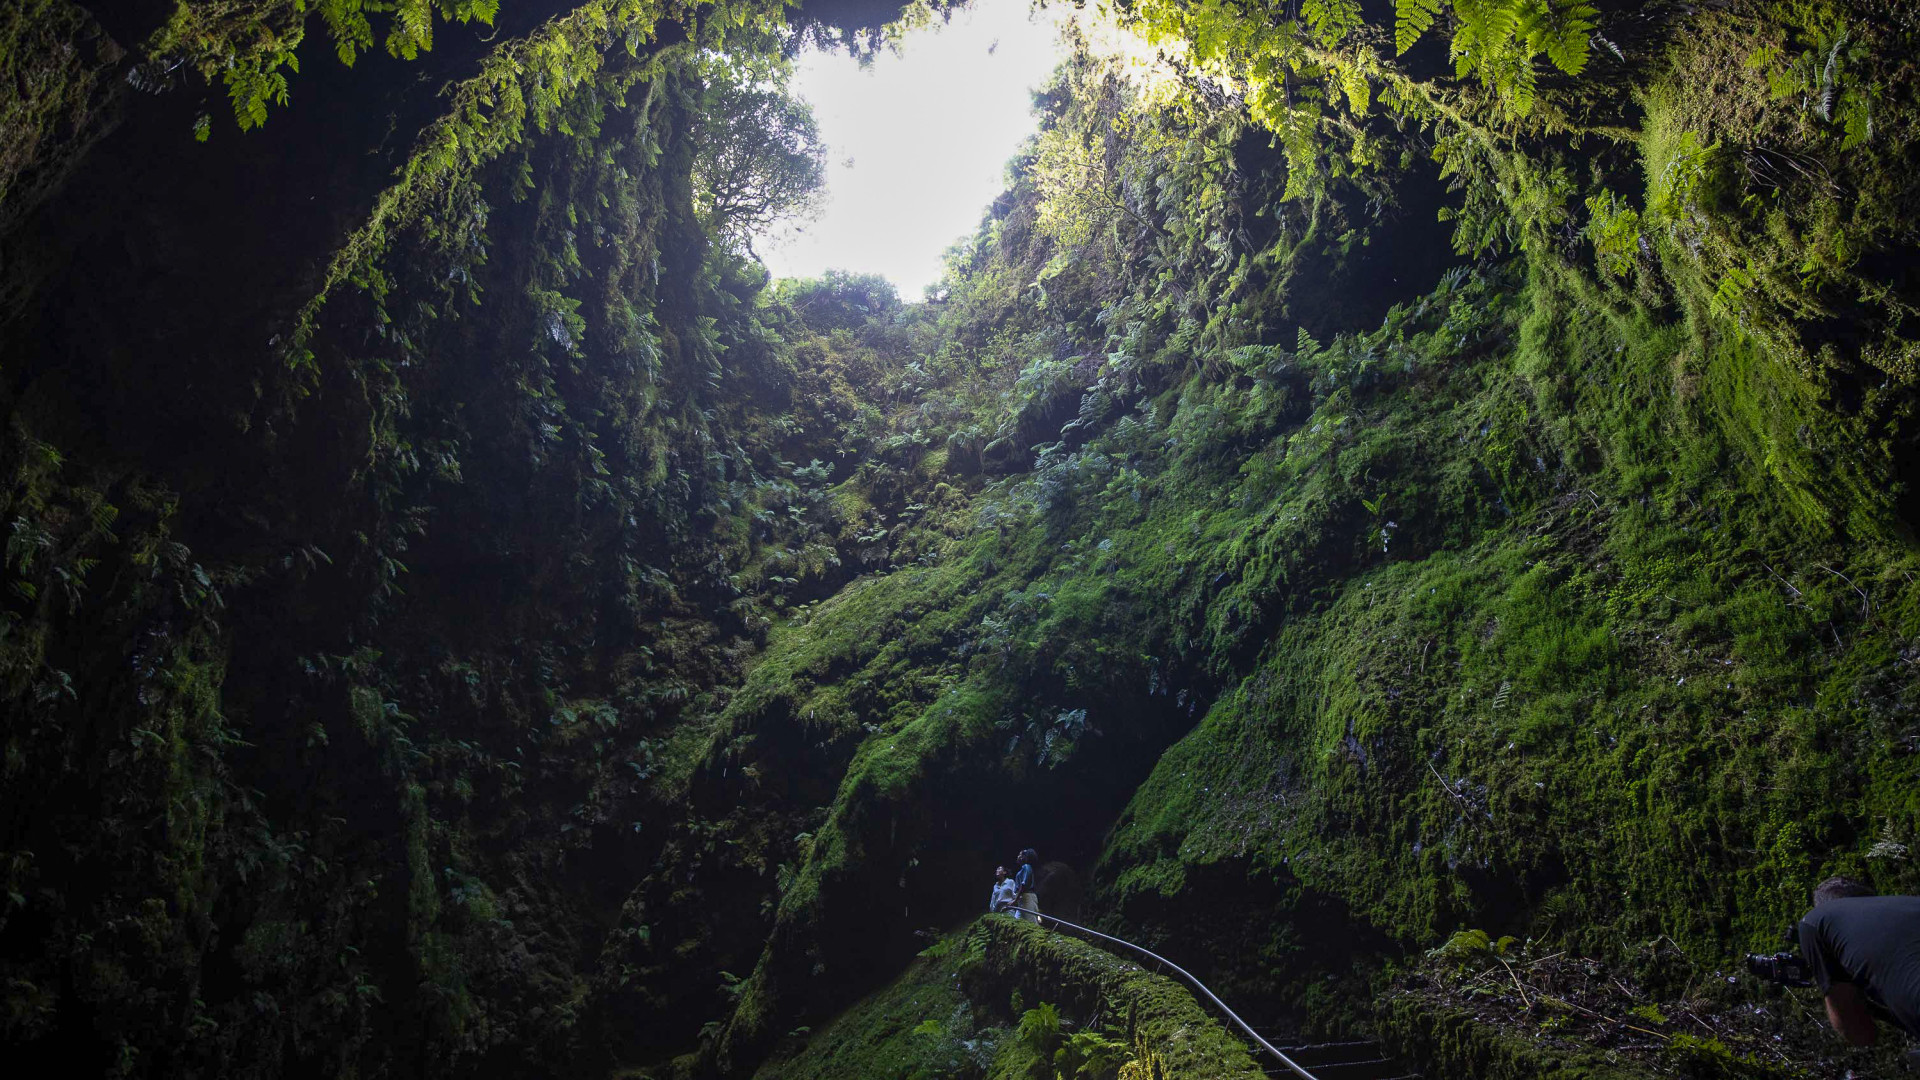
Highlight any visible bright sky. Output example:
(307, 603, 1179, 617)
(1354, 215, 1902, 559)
(758, 0, 1072, 297)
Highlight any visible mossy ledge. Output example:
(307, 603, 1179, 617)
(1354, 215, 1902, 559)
(753, 917, 1264, 1080)
(1377, 994, 1641, 1080)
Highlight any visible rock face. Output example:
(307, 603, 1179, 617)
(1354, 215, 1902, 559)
(4, 1, 1920, 1078)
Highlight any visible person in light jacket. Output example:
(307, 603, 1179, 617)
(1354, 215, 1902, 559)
(989, 865, 1017, 913)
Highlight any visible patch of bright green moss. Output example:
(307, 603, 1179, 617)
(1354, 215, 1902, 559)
(1094, 256, 1920, 1027)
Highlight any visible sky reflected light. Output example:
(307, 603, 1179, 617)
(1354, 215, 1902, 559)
(758, 0, 1072, 297)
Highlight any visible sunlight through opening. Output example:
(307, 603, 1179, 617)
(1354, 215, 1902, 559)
(758, 0, 1075, 297)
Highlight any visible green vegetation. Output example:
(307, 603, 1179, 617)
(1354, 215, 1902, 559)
(0, 0, 120, 225)
(756, 919, 1258, 1080)
(5, 0, 1920, 1077)
(145, 0, 502, 135)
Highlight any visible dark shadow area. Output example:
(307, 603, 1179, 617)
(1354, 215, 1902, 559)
(1295, 153, 1462, 341)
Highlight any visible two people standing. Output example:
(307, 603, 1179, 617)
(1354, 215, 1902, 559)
(988, 848, 1042, 925)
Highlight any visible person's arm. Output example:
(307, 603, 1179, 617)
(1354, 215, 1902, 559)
(1799, 912, 1876, 1046)
(1824, 983, 1878, 1047)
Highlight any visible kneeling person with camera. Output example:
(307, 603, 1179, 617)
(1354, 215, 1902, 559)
(1794, 877, 1920, 1046)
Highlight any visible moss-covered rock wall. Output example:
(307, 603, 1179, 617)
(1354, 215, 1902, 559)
(2, 1, 880, 1075)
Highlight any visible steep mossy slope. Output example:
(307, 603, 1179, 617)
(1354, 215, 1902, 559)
(5, 0, 1920, 1078)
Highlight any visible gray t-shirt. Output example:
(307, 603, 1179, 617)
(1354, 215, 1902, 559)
(1799, 895, 1920, 1037)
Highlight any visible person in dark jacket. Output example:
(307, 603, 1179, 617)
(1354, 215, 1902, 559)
(1798, 876, 1920, 1045)
(1013, 848, 1041, 925)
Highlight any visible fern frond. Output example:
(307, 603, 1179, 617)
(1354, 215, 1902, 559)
(1341, 65, 1371, 112)
(1815, 31, 1846, 120)
(1540, 0, 1596, 75)
(1479, 0, 1522, 48)
(385, 0, 435, 61)
(1448, 0, 1484, 78)
(1507, 54, 1537, 115)
(1394, 0, 1444, 55)
(319, 0, 377, 66)
(1302, 0, 1365, 46)
(1839, 91, 1873, 148)
(1450, 0, 1523, 79)
(1711, 263, 1758, 318)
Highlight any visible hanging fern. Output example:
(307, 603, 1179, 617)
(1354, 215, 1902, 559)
(150, 0, 508, 136)
(1302, 0, 1366, 46)
(1508, 49, 1538, 114)
(1446, 0, 1595, 115)
(1394, 0, 1444, 55)
(318, 0, 379, 64)
(1451, 0, 1523, 79)
(1530, 0, 1598, 76)
(386, 0, 436, 61)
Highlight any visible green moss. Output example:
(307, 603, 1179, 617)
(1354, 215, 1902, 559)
(1378, 994, 1644, 1080)
(1632, 0, 1920, 387)
(0, 0, 121, 227)
(13, 1, 1920, 1076)
(1094, 255, 1920, 1026)
(762, 919, 1263, 1080)
(964, 919, 1263, 1080)
(751, 929, 986, 1080)
(717, 222, 1920, 1058)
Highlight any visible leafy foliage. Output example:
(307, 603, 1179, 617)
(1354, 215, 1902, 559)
(144, 0, 504, 136)
(689, 52, 828, 247)
(1393, 0, 1444, 55)
(0, 0, 121, 222)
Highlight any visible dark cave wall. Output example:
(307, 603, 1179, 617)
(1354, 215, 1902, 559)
(0, 2, 880, 1075)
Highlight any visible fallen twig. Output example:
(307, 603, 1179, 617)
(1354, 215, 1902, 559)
(1536, 994, 1667, 1042)
(1427, 762, 1470, 806)
(1817, 564, 1870, 619)
(1762, 563, 1802, 600)
(1497, 954, 1532, 1009)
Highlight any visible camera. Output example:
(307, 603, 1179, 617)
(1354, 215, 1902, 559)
(1745, 922, 1813, 988)
(1746, 951, 1813, 987)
